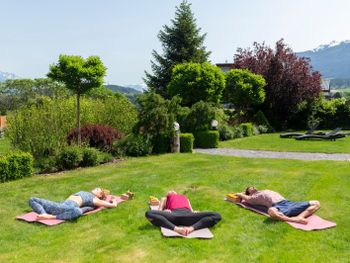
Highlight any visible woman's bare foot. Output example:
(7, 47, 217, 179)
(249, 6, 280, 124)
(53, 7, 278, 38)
(37, 213, 56, 220)
(290, 216, 308, 224)
(174, 226, 187, 235)
(184, 226, 195, 235)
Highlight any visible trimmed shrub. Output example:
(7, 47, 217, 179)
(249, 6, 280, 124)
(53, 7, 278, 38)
(239, 122, 253, 137)
(97, 151, 114, 164)
(35, 156, 58, 174)
(258, 125, 268, 134)
(194, 131, 219, 148)
(232, 126, 244, 139)
(219, 124, 235, 141)
(0, 152, 33, 183)
(114, 134, 152, 157)
(81, 147, 99, 167)
(180, 133, 194, 153)
(56, 146, 83, 170)
(67, 124, 123, 152)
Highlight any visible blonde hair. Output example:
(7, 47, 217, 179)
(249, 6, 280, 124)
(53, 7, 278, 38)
(101, 188, 110, 200)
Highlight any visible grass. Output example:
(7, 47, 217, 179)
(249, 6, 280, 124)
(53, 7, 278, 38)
(220, 133, 350, 153)
(0, 137, 11, 155)
(0, 153, 349, 262)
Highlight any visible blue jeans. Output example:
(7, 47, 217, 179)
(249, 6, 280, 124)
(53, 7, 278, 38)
(29, 197, 83, 220)
(273, 200, 310, 217)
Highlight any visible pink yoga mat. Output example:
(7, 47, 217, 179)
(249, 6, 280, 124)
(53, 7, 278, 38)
(225, 198, 336, 231)
(16, 195, 125, 226)
(148, 202, 214, 238)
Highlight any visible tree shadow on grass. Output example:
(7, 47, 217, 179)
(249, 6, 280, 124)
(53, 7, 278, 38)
(138, 223, 155, 231)
(262, 217, 280, 225)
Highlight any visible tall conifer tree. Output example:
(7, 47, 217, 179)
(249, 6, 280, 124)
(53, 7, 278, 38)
(144, 0, 210, 98)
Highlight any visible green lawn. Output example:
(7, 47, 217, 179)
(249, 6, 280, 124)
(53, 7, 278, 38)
(0, 154, 348, 262)
(220, 133, 350, 153)
(0, 137, 11, 155)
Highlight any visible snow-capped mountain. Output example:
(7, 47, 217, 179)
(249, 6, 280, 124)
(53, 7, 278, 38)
(297, 40, 350, 79)
(0, 71, 19, 82)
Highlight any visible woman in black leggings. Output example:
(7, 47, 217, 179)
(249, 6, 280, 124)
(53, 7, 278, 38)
(145, 191, 221, 236)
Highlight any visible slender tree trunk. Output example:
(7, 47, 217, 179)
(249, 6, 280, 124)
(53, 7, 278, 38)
(77, 93, 81, 146)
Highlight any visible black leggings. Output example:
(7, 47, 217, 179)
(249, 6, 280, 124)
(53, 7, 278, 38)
(145, 209, 221, 230)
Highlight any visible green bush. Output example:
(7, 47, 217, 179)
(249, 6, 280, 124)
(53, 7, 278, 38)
(114, 134, 153, 157)
(81, 147, 99, 167)
(6, 96, 137, 159)
(0, 152, 33, 183)
(97, 151, 114, 164)
(257, 125, 268, 134)
(152, 133, 171, 154)
(253, 110, 273, 132)
(219, 124, 235, 141)
(180, 133, 194, 153)
(56, 146, 83, 170)
(194, 131, 219, 148)
(35, 156, 58, 174)
(239, 122, 254, 137)
(232, 126, 245, 139)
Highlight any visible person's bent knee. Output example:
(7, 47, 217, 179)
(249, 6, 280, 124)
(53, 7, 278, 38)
(268, 207, 278, 217)
(213, 212, 222, 222)
(29, 197, 38, 206)
(145, 210, 155, 220)
(310, 200, 321, 209)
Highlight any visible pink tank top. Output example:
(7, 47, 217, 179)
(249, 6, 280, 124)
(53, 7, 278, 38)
(165, 193, 191, 211)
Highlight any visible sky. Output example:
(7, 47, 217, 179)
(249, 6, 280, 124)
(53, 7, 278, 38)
(1, 0, 350, 85)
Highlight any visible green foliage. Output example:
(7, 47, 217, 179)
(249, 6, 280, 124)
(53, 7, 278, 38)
(232, 125, 245, 138)
(167, 62, 225, 106)
(81, 147, 99, 167)
(194, 130, 219, 148)
(6, 97, 136, 158)
(0, 78, 68, 114)
(35, 156, 58, 174)
(253, 110, 273, 132)
(152, 134, 171, 154)
(224, 69, 266, 108)
(180, 133, 194, 153)
(114, 134, 153, 157)
(135, 92, 181, 142)
(56, 146, 83, 170)
(144, 0, 210, 97)
(239, 122, 254, 137)
(181, 101, 225, 133)
(0, 152, 33, 183)
(218, 124, 235, 141)
(257, 125, 268, 134)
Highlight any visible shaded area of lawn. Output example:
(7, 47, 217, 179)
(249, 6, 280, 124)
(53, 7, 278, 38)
(220, 133, 350, 153)
(0, 154, 349, 262)
(0, 138, 11, 155)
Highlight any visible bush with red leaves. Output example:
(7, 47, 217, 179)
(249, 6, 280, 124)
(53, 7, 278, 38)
(67, 124, 123, 151)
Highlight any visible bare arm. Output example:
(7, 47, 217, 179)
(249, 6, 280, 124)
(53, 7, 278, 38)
(93, 197, 118, 208)
(158, 197, 167, 211)
(236, 193, 252, 202)
(188, 200, 194, 212)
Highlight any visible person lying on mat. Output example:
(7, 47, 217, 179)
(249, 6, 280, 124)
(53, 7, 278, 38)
(29, 187, 120, 220)
(145, 190, 221, 236)
(236, 186, 321, 224)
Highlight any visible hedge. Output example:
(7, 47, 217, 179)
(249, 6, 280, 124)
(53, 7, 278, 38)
(239, 122, 254, 137)
(0, 152, 33, 183)
(194, 130, 219, 148)
(180, 133, 194, 153)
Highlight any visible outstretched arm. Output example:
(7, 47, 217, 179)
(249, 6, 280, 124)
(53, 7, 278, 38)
(93, 198, 118, 208)
(236, 193, 252, 202)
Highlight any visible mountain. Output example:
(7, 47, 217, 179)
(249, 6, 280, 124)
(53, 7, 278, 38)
(105, 85, 142, 94)
(0, 71, 19, 82)
(297, 40, 350, 80)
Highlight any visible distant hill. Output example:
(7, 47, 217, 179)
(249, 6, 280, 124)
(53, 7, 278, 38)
(105, 85, 142, 94)
(297, 41, 350, 85)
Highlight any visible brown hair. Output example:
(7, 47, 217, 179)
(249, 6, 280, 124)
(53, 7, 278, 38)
(101, 188, 110, 200)
(245, 186, 252, 195)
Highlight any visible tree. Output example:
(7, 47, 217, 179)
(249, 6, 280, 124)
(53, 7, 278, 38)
(48, 55, 106, 145)
(167, 62, 225, 106)
(234, 39, 321, 129)
(224, 69, 266, 111)
(144, 0, 210, 98)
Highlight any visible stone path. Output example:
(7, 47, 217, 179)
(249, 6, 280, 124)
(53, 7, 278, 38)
(195, 148, 350, 161)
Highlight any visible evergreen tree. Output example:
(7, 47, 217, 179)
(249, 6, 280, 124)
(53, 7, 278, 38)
(144, 0, 210, 98)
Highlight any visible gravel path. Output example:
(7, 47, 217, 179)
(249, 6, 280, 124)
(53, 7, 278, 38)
(195, 148, 350, 161)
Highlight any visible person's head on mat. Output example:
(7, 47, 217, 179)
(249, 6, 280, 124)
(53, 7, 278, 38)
(91, 187, 110, 200)
(245, 186, 258, 195)
(145, 190, 221, 236)
(237, 187, 321, 225)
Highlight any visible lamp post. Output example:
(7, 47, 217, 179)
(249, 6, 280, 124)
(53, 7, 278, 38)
(211, 119, 218, 130)
(172, 121, 180, 153)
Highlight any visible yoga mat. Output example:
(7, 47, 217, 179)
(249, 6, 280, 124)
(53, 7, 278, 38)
(225, 198, 336, 231)
(148, 202, 214, 239)
(16, 195, 125, 226)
